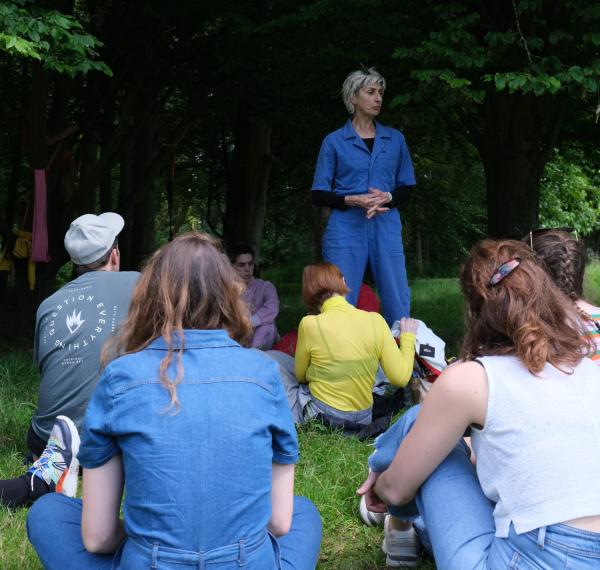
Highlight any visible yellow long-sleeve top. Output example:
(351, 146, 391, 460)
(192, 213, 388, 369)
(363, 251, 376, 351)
(294, 295, 416, 412)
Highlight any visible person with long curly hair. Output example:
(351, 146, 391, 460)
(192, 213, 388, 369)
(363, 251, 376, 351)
(357, 239, 600, 569)
(27, 232, 322, 570)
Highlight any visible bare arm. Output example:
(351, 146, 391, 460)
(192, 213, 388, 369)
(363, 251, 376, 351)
(269, 463, 295, 537)
(379, 317, 418, 387)
(374, 362, 488, 506)
(82, 454, 126, 553)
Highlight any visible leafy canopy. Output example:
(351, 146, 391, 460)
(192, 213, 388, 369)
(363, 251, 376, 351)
(540, 149, 600, 235)
(0, 0, 111, 76)
(391, 1, 600, 109)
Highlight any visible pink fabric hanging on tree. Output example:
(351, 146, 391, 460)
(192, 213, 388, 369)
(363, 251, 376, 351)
(31, 169, 51, 262)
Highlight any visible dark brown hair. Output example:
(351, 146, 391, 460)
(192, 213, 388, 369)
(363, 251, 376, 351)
(103, 232, 252, 409)
(302, 262, 349, 314)
(460, 239, 589, 374)
(529, 229, 586, 301)
(227, 244, 255, 263)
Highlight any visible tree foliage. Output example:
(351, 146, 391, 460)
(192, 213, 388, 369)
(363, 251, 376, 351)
(0, 0, 111, 76)
(391, 1, 600, 108)
(540, 148, 600, 235)
(386, 0, 600, 237)
(0, 0, 598, 334)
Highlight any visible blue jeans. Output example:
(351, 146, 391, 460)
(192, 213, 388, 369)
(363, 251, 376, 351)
(27, 494, 322, 569)
(369, 406, 600, 569)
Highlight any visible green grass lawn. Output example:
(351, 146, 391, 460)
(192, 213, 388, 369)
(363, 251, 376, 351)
(584, 259, 600, 306)
(1, 262, 598, 569)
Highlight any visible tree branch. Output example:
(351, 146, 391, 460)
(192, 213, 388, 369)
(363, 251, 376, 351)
(511, 0, 533, 68)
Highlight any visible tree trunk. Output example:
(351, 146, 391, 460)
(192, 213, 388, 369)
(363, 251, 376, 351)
(5, 64, 28, 233)
(41, 74, 76, 300)
(117, 134, 134, 268)
(130, 112, 158, 269)
(479, 90, 566, 238)
(223, 117, 272, 255)
(99, 168, 113, 212)
(77, 135, 99, 213)
(28, 63, 48, 172)
(99, 120, 115, 212)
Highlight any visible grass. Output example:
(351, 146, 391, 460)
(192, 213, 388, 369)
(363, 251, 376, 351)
(584, 259, 600, 306)
(1, 263, 598, 569)
(0, 347, 435, 570)
(0, 353, 41, 570)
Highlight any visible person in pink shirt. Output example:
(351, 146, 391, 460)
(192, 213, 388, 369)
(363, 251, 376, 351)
(230, 245, 280, 350)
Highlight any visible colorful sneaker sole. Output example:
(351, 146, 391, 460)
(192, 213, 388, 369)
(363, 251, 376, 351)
(54, 415, 80, 497)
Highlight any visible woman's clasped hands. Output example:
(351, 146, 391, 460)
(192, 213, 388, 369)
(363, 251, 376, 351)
(345, 188, 392, 219)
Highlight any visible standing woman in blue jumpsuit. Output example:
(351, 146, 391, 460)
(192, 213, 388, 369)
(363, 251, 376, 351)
(311, 67, 416, 325)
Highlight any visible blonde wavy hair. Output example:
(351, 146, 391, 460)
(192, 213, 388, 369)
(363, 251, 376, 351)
(102, 232, 252, 409)
(460, 239, 590, 374)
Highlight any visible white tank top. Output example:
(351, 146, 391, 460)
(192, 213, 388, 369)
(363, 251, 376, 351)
(472, 355, 600, 537)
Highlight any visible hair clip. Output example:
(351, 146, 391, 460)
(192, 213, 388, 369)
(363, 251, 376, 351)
(489, 258, 521, 287)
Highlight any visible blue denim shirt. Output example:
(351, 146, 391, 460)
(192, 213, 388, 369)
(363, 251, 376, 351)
(312, 119, 416, 195)
(78, 329, 298, 567)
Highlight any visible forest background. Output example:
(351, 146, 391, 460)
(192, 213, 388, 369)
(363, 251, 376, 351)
(0, 0, 599, 339)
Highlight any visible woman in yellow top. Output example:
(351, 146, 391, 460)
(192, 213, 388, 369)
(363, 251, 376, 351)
(294, 262, 417, 431)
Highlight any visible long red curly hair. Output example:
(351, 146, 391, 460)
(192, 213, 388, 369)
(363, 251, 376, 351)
(460, 239, 590, 374)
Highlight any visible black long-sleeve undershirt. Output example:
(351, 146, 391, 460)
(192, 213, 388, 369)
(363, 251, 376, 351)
(311, 136, 414, 210)
(311, 186, 414, 211)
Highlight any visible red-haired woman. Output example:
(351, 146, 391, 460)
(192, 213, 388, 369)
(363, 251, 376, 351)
(358, 240, 600, 568)
(27, 232, 322, 570)
(288, 261, 417, 430)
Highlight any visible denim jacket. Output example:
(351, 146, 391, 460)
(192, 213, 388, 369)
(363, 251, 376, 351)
(78, 329, 298, 569)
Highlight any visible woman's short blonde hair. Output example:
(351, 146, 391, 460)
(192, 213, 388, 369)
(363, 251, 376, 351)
(341, 67, 386, 114)
(302, 262, 349, 313)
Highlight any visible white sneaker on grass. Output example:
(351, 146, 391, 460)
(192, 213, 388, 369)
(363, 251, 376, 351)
(382, 515, 420, 567)
(359, 494, 387, 527)
(28, 415, 80, 497)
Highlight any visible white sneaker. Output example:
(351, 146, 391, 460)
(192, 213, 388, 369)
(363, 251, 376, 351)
(382, 515, 420, 567)
(28, 415, 80, 497)
(359, 494, 387, 527)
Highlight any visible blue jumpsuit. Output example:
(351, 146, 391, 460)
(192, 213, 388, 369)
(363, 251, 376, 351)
(312, 119, 416, 324)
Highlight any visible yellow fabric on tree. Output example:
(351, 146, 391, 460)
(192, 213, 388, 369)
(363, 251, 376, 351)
(294, 295, 415, 412)
(0, 247, 11, 272)
(12, 230, 36, 290)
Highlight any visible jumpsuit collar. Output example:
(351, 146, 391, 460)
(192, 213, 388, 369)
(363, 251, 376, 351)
(342, 119, 391, 160)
